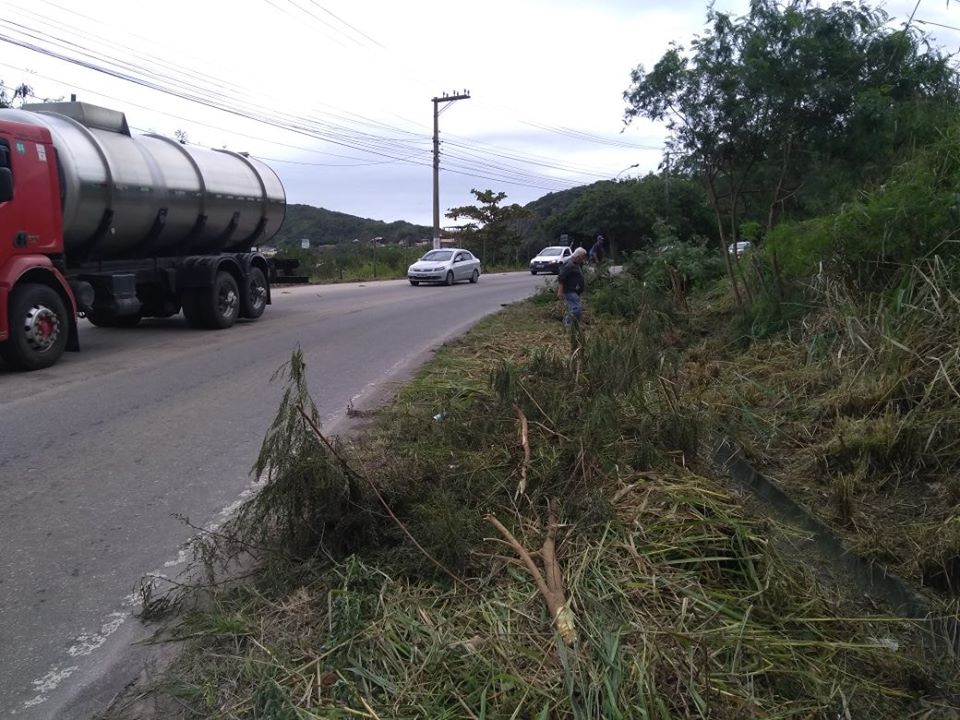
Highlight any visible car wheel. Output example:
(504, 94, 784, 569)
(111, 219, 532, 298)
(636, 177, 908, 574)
(445, 271, 454, 286)
(0, 283, 69, 371)
(530, 270, 537, 275)
(410, 280, 419, 286)
(469, 269, 479, 284)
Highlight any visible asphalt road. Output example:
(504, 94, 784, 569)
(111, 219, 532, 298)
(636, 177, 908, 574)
(0, 271, 543, 718)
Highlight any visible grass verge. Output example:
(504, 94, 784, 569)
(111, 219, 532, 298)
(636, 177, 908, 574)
(112, 294, 959, 719)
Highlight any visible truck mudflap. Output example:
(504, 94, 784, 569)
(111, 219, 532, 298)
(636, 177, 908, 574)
(0, 255, 79, 352)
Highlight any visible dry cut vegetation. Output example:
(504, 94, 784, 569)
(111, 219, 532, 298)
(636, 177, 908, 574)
(686, 259, 960, 598)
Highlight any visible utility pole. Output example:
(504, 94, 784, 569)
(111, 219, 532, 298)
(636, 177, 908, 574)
(432, 90, 471, 249)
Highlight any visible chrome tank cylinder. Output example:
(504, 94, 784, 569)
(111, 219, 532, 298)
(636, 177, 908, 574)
(5, 102, 285, 259)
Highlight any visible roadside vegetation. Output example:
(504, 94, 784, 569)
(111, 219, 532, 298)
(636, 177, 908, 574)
(108, 1, 960, 716)
(123, 297, 957, 718)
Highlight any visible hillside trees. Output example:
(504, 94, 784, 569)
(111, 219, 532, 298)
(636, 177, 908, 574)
(623, 0, 959, 302)
(539, 175, 714, 257)
(274, 204, 431, 247)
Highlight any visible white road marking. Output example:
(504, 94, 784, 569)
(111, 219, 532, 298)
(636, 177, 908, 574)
(16, 393, 388, 711)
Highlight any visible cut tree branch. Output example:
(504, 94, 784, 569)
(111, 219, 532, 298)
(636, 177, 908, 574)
(485, 502, 576, 645)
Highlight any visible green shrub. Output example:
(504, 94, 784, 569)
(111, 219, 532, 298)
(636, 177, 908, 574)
(629, 221, 724, 300)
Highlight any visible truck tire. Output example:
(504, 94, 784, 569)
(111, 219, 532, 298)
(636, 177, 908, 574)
(181, 272, 240, 329)
(240, 267, 267, 319)
(0, 283, 69, 371)
(207, 271, 240, 328)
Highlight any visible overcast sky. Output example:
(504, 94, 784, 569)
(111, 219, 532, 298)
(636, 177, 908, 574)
(1, 0, 958, 228)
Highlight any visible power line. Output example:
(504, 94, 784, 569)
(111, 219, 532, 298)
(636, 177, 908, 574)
(0, 8, 625, 192)
(10, 2, 637, 179)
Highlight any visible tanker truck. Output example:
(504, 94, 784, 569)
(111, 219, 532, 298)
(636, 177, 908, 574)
(0, 101, 285, 371)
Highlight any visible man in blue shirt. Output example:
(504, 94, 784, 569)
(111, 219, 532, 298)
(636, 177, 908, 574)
(556, 247, 588, 327)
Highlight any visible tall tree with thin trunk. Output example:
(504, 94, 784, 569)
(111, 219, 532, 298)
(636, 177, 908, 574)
(623, 0, 959, 304)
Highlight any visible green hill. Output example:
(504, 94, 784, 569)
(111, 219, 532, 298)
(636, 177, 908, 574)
(274, 204, 433, 247)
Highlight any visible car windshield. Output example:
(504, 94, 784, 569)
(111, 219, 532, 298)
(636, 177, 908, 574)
(539, 248, 564, 256)
(421, 250, 453, 261)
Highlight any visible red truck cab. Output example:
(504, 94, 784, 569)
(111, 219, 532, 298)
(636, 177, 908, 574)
(0, 119, 79, 370)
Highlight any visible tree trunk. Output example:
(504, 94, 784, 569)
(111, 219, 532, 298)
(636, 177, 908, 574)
(707, 174, 743, 306)
(766, 137, 792, 301)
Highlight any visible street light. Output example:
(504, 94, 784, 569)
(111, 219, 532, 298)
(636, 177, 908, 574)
(615, 163, 639, 180)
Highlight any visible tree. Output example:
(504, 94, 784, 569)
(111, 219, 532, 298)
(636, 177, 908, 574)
(550, 181, 643, 260)
(623, 0, 959, 303)
(446, 189, 533, 265)
(541, 175, 714, 258)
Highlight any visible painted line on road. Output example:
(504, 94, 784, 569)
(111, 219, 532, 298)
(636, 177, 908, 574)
(16, 429, 328, 714)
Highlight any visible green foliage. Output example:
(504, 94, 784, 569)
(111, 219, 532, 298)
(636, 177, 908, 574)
(588, 272, 672, 324)
(623, 0, 960, 278)
(218, 349, 375, 559)
(761, 122, 960, 296)
(634, 241, 723, 297)
(539, 175, 715, 258)
(446, 188, 533, 266)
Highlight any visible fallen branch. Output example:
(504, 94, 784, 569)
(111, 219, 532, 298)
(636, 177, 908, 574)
(485, 502, 576, 645)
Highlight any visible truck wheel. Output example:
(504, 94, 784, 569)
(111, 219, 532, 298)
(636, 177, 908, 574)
(207, 271, 240, 329)
(241, 267, 268, 319)
(0, 283, 69, 371)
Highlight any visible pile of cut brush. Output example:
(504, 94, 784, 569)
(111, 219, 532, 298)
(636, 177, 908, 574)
(690, 258, 960, 599)
(125, 303, 958, 719)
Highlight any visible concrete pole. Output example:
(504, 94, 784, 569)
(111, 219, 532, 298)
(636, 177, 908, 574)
(431, 91, 470, 250)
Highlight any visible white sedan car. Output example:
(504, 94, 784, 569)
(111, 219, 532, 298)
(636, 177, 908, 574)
(529, 245, 573, 274)
(408, 248, 482, 286)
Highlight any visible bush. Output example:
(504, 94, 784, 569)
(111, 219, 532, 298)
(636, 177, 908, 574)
(628, 221, 724, 304)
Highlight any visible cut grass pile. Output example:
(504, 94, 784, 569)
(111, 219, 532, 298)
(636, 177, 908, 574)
(685, 259, 960, 597)
(126, 297, 958, 719)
